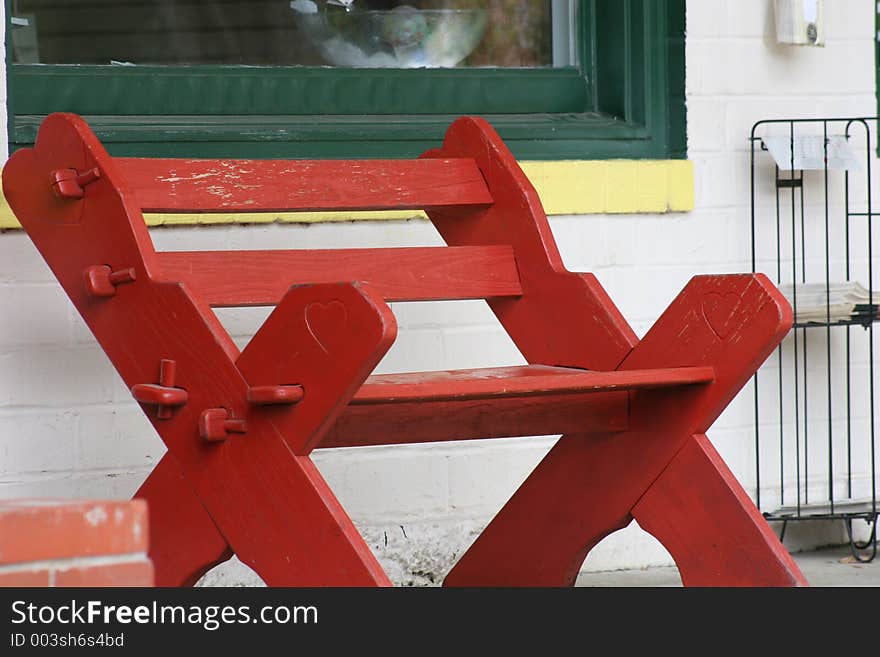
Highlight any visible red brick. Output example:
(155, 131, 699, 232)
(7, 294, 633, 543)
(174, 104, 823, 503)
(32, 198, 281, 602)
(0, 499, 148, 565)
(0, 567, 51, 587)
(54, 560, 154, 587)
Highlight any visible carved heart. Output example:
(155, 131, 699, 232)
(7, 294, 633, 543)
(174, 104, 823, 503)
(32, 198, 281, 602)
(701, 292, 742, 340)
(305, 300, 348, 354)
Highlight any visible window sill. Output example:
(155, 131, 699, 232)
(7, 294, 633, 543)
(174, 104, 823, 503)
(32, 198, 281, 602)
(11, 112, 682, 160)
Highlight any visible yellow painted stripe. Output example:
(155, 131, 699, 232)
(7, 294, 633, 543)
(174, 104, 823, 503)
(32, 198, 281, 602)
(523, 160, 694, 215)
(0, 159, 693, 230)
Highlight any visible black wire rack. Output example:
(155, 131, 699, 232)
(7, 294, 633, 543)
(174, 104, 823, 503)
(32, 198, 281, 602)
(750, 117, 878, 563)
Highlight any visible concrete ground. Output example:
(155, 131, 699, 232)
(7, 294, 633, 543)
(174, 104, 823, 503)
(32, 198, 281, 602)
(575, 544, 880, 587)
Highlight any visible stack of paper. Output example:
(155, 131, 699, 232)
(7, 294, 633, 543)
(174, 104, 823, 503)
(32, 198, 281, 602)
(777, 280, 879, 326)
(762, 135, 862, 171)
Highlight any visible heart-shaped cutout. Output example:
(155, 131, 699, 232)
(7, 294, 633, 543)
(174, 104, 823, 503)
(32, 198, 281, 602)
(701, 292, 742, 340)
(305, 300, 348, 354)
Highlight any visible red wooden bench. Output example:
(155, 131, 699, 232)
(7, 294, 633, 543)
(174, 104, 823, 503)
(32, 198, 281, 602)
(2, 112, 807, 587)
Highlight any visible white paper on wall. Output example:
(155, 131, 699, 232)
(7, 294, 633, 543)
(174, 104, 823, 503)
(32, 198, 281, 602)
(762, 135, 862, 171)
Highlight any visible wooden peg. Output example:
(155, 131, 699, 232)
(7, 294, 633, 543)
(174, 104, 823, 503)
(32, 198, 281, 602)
(246, 385, 305, 405)
(50, 166, 101, 199)
(199, 408, 247, 442)
(131, 359, 187, 419)
(84, 265, 137, 297)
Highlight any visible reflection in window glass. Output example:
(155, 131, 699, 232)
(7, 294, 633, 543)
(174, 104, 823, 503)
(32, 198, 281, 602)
(10, 1, 576, 68)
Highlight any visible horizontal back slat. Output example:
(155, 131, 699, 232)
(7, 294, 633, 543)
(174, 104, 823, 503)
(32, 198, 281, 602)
(116, 157, 493, 212)
(156, 246, 522, 305)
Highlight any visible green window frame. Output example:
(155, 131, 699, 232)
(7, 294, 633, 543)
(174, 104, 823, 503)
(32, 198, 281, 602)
(6, 0, 685, 160)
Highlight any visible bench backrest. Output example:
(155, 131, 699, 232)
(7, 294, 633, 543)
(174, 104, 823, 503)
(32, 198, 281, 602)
(3, 112, 639, 372)
(114, 156, 521, 305)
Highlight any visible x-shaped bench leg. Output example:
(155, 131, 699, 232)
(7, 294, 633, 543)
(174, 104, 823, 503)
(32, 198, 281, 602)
(4, 114, 400, 587)
(421, 117, 803, 587)
(632, 433, 803, 586)
(444, 274, 807, 586)
(135, 453, 232, 586)
(128, 281, 398, 586)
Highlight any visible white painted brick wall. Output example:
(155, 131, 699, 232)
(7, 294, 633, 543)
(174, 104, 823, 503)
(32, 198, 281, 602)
(0, 1, 876, 586)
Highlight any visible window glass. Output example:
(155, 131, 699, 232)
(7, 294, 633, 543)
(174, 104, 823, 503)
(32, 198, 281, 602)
(10, 0, 577, 68)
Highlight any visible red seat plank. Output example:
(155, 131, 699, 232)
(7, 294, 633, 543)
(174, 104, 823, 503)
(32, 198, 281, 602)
(318, 365, 714, 447)
(117, 157, 493, 212)
(157, 246, 522, 305)
(352, 365, 716, 404)
(321, 392, 630, 448)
